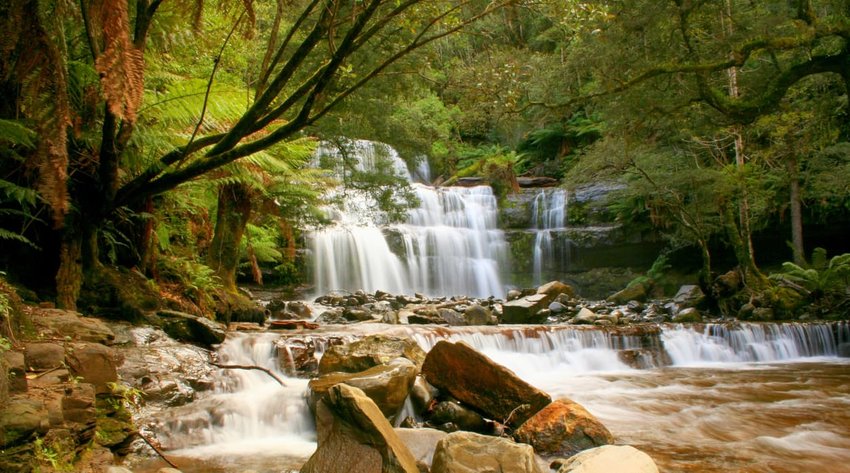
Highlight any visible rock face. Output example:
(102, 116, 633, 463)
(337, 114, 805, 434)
(24, 342, 65, 371)
(309, 358, 418, 418)
(513, 398, 614, 457)
(30, 309, 115, 344)
(0, 399, 49, 447)
(555, 445, 659, 473)
(301, 383, 419, 473)
(431, 431, 544, 473)
(319, 335, 426, 375)
(395, 428, 447, 469)
(421, 341, 551, 427)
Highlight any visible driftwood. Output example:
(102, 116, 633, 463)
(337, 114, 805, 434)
(138, 431, 180, 469)
(210, 362, 287, 386)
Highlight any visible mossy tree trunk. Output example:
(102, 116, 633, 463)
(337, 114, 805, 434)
(208, 183, 253, 292)
(788, 156, 805, 265)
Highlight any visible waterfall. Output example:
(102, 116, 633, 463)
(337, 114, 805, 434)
(153, 333, 315, 461)
(530, 188, 568, 285)
(661, 322, 840, 365)
(310, 140, 507, 298)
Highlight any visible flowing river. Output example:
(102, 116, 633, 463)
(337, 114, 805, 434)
(139, 322, 850, 473)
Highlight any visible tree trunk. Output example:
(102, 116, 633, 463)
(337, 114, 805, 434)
(56, 230, 83, 310)
(208, 183, 253, 292)
(788, 156, 805, 265)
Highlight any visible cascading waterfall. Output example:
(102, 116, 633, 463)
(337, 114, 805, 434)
(153, 333, 315, 463)
(311, 140, 507, 298)
(530, 188, 568, 285)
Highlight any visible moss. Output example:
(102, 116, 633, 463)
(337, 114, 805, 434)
(79, 266, 160, 322)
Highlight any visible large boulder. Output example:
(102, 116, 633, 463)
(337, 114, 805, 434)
(429, 400, 488, 433)
(673, 285, 705, 309)
(463, 305, 495, 326)
(318, 335, 426, 375)
(309, 358, 418, 418)
(502, 294, 551, 324)
(607, 282, 648, 304)
(159, 310, 226, 348)
(301, 383, 419, 473)
(421, 341, 551, 427)
(65, 343, 120, 393)
(431, 431, 544, 473)
(537, 281, 575, 300)
(554, 445, 659, 473)
(513, 398, 614, 457)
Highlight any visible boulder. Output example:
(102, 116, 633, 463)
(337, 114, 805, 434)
(438, 309, 465, 326)
(61, 383, 97, 425)
(343, 307, 375, 322)
(751, 307, 775, 321)
(309, 358, 418, 418)
(0, 399, 49, 446)
(159, 310, 226, 348)
(31, 309, 115, 344)
(554, 445, 659, 473)
(421, 341, 551, 427)
(319, 335, 426, 375)
(607, 282, 648, 304)
(395, 427, 447, 469)
(673, 285, 705, 308)
(301, 384, 419, 473)
(24, 342, 65, 371)
(672, 307, 702, 323)
(549, 302, 568, 314)
(431, 431, 544, 473)
(65, 343, 120, 392)
(410, 376, 439, 414)
(507, 289, 523, 301)
(429, 400, 488, 433)
(537, 281, 575, 299)
(513, 398, 614, 457)
(463, 305, 494, 325)
(572, 308, 597, 325)
(502, 294, 550, 324)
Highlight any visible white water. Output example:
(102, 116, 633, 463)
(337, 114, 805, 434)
(311, 140, 508, 298)
(530, 188, 568, 285)
(154, 322, 850, 472)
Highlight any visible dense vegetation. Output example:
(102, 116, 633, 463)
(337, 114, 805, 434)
(1, 0, 848, 319)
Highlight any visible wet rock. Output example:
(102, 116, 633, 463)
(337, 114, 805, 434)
(268, 320, 319, 330)
(502, 294, 550, 324)
(301, 384, 419, 473)
(158, 310, 227, 348)
(24, 342, 65, 371)
(0, 399, 49, 446)
(421, 341, 551, 427)
(395, 427, 447, 469)
(507, 289, 523, 301)
(319, 335, 426, 375)
(554, 445, 659, 473)
(95, 416, 133, 447)
(549, 302, 568, 314)
(672, 307, 702, 323)
(410, 376, 439, 414)
(276, 337, 319, 376)
(343, 307, 374, 322)
(431, 431, 544, 473)
(514, 398, 614, 457)
(66, 343, 120, 392)
(607, 282, 648, 304)
(288, 301, 313, 319)
(62, 383, 96, 424)
(31, 309, 116, 344)
(309, 358, 418, 418)
(316, 308, 347, 324)
(438, 309, 465, 326)
(429, 400, 488, 433)
(537, 281, 575, 299)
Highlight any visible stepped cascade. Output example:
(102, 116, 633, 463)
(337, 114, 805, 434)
(155, 321, 850, 473)
(310, 140, 508, 298)
(530, 188, 569, 285)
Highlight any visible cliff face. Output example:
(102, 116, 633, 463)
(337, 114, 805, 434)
(500, 184, 664, 298)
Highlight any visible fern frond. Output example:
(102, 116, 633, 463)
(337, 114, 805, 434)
(0, 120, 37, 149)
(0, 228, 39, 249)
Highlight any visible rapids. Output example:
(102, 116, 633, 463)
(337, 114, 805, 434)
(140, 322, 850, 473)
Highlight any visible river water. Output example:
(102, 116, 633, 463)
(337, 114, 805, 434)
(138, 322, 850, 473)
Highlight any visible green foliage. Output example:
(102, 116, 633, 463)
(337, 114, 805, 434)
(770, 249, 850, 299)
(516, 114, 603, 178)
(628, 254, 671, 288)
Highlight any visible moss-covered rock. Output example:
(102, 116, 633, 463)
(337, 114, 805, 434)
(79, 266, 160, 321)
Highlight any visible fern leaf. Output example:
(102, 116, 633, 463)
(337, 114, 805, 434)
(0, 119, 37, 149)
